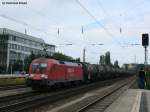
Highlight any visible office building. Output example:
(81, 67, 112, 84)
(0, 28, 55, 73)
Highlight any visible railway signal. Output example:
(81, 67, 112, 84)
(142, 34, 149, 46)
(142, 33, 149, 65)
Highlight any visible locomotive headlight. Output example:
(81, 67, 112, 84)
(29, 74, 34, 78)
(41, 74, 48, 79)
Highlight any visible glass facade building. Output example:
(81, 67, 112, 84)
(0, 28, 55, 73)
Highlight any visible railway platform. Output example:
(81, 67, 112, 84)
(104, 89, 150, 112)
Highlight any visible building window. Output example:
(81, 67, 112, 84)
(21, 46, 24, 51)
(16, 37, 19, 42)
(30, 41, 33, 45)
(8, 43, 11, 49)
(12, 44, 15, 49)
(18, 38, 22, 43)
(18, 45, 20, 50)
(21, 38, 23, 43)
(25, 47, 27, 52)
(14, 44, 17, 49)
(27, 47, 30, 52)
(23, 39, 26, 44)
(25, 40, 28, 45)
(27, 40, 30, 45)
(17, 45, 19, 50)
(12, 36, 16, 41)
(9, 36, 12, 40)
(35, 42, 37, 46)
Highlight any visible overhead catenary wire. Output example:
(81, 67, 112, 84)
(26, 6, 86, 37)
(1, 3, 76, 45)
(75, 0, 122, 46)
(0, 14, 75, 45)
(97, 0, 147, 46)
(117, 0, 150, 34)
(121, 0, 150, 16)
(25, 3, 112, 48)
(118, 0, 150, 45)
(97, 0, 126, 44)
(27, 7, 58, 25)
(23, 6, 82, 46)
(97, 0, 120, 29)
(25, 6, 75, 44)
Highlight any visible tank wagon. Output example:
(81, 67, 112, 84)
(26, 58, 132, 89)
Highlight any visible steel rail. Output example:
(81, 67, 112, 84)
(0, 85, 26, 91)
(76, 77, 135, 112)
(0, 77, 131, 112)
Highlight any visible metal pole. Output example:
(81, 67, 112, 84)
(83, 48, 85, 63)
(11, 64, 12, 76)
(22, 59, 24, 72)
(144, 46, 148, 65)
(145, 46, 146, 65)
(134, 55, 136, 64)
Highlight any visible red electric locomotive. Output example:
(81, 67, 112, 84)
(27, 58, 83, 88)
(26, 58, 133, 89)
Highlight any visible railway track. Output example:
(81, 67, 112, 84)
(0, 77, 133, 112)
(76, 77, 135, 112)
(0, 85, 27, 91)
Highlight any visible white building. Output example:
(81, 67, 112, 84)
(0, 28, 55, 73)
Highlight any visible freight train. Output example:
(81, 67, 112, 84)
(26, 58, 132, 89)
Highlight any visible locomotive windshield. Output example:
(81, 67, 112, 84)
(32, 63, 47, 70)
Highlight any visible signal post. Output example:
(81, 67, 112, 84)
(142, 33, 150, 89)
(142, 33, 149, 65)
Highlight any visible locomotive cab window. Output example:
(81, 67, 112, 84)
(32, 63, 39, 71)
(40, 63, 47, 70)
(32, 63, 47, 70)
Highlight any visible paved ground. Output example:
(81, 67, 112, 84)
(104, 89, 150, 112)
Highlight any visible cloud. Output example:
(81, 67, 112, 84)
(0, 0, 150, 65)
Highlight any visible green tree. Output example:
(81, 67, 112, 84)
(114, 60, 119, 68)
(99, 55, 105, 65)
(75, 58, 80, 62)
(8, 60, 23, 73)
(105, 51, 111, 65)
(53, 52, 74, 61)
(24, 51, 38, 72)
(53, 52, 80, 62)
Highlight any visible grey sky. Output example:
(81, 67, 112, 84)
(1, 0, 150, 65)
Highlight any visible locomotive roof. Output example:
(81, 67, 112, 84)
(59, 61, 81, 67)
(32, 58, 81, 67)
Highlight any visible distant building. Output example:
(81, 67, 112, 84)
(0, 28, 55, 73)
(122, 63, 144, 71)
